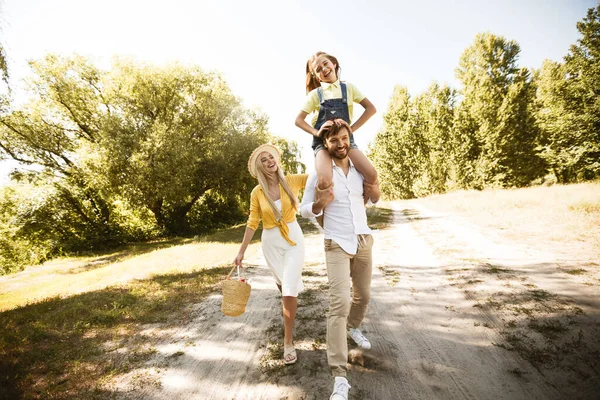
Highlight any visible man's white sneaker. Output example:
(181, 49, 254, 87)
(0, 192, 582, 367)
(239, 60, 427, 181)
(330, 376, 351, 400)
(347, 327, 371, 350)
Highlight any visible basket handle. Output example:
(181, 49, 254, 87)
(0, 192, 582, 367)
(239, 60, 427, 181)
(226, 264, 241, 280)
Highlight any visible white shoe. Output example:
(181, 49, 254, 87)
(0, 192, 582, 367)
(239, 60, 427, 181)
(330, 376, 351, 400)
(347, 327, 371, 350)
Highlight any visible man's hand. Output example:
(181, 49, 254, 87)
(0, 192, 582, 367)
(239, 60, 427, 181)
(312, 183, 334, 214)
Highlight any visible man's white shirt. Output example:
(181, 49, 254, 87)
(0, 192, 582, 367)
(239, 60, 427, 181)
(300, 159, 372, 255)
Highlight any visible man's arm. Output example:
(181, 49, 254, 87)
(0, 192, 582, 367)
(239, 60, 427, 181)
(300, 173, 320, 217)
(300, 173, 334, 217)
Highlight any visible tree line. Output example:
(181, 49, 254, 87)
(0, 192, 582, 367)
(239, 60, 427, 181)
(0, 56, 302, 273)
(1, 6, 598, 274)
(369, 5, 600, 198)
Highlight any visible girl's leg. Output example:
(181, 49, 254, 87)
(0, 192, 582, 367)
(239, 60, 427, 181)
(349, 149, 380, 203)
(348, 148, 378, 183)
(315, 148, 333, 190)
(282, 296, 298, 348)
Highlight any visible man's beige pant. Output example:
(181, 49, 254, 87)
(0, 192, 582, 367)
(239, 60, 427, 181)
(324, 235, 374, 377)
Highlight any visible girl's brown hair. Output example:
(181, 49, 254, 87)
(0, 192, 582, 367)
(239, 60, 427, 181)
(305, 51, 341, 94)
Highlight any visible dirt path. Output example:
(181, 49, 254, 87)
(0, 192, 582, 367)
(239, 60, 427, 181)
(110, 201, 598, 399)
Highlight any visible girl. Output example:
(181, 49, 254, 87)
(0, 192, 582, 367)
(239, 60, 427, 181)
(294, 51, 380, 203)
(234, 143, 308, 365)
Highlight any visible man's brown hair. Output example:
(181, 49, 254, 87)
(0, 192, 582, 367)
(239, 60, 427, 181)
(320, 118, 352, 141)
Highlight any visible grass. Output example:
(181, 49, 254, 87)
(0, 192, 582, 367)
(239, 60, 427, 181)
(376, 264, 401, 286)
(528, 319, 570, 339)
(480, 263, 511, 274)
(417, 181, 600, 259)
(0, 265, 229, 399)
(0, 222, 264, 397)
(564, 268, 587, 275)
(0, 205, 393, 312)
(366, 206, 395, 229)
(0, 224, 263, 312)
(529, 289, 554, 302)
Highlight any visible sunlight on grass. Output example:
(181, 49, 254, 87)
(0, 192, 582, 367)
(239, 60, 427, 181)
(418, 182, 600, 259)
(569, 201, 600, 214)
(0, 225, 260, 311)
(0, 266, 229, 399)
(0, 215, 334, 311)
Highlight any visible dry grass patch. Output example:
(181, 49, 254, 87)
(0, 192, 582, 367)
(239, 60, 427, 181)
(418, 182, 600, 260)
(377, 264, 401, 286)
(0, 225, 262, 311)
(366, 206, 396, 230)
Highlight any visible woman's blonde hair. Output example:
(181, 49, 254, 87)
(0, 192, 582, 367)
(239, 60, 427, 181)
(255, 156, 298, 220)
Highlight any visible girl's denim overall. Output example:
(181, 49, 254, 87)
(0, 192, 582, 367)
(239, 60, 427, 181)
(311, 82, 358, 153)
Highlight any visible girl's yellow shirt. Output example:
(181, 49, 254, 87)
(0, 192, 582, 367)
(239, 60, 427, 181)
(247, 174, 309, 245)
(301, 80, 365, 126)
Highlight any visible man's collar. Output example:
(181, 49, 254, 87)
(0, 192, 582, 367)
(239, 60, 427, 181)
(331, 157, 354, 169)
(321, 80, 340, 90)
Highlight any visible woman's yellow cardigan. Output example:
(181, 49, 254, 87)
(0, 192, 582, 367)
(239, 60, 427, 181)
(247, 174, 309, 245)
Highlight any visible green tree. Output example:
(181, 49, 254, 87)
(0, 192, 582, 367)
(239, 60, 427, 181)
(95, 59, 272, 234)
(455, 32, 544, 187)
(0, 42, 7, 85)
(0, 184, 48, 274)
(0, 54, 296, 269)
(451, 103, 481, 188)
(0, 55, 118, 248)
(535, 5, 600, 182)
(370, 84, 457, 198)
(369, 86, 425, 199)
(412, 83, 457, 195)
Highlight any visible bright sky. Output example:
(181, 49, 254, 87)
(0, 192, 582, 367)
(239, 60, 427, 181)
(0, 0, 595, 184)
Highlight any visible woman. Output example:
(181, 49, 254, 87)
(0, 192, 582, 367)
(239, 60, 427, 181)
(234, 143, 308, 365)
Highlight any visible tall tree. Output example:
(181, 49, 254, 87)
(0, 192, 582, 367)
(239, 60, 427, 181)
(413, 83, 457, 195)
(0, 55, 285, 243)
(370, 84, 458, 198)
(0, 1, 7, 85)
(535, 5, 600, 182)
(369, 86, 425, 199)
(0, 55, 115, 247)
(455, 32, 544, 187)
(96, 59, 271, 233)
(0, 43, 7, 85)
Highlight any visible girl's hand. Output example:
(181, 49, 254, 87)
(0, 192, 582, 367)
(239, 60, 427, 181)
(316, 120, 335, 138)
(234, 253, 244, 267)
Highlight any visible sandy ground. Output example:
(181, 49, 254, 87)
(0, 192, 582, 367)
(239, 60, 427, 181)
(108, 200, 599, 399)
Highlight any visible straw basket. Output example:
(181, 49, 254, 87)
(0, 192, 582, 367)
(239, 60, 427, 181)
(221, 265, 251, 317)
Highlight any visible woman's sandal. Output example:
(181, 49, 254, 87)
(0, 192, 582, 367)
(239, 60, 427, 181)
(283, 345, 297, 365)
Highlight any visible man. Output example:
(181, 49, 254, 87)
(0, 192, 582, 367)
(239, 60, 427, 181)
(300, 118, 376, 400)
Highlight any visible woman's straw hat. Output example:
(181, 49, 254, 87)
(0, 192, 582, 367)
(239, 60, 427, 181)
(247, 144, 281, 178)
